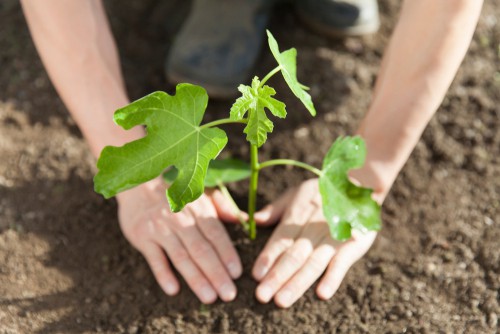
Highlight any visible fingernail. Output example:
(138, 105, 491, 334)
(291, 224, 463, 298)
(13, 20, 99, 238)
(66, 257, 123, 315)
(254, 211, 269, 221)
(200, 286, 217, 303)
(253, 265, 267, 280)
(256, 284, 273, 303)
(220, 283, 237, 301)
(227, 261, 241, 279)
(163, 281, 178, 295)
(318, 285, 333, 299)
(276, 289, 292, 307)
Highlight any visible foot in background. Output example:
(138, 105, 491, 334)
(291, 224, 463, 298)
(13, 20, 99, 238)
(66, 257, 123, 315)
(295, 0, 379, 38)
(166, 0, 275, 99)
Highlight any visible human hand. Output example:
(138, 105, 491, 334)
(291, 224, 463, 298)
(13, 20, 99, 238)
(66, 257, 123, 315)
(252, 178, 380, 308)
(116, 177, 243, 304)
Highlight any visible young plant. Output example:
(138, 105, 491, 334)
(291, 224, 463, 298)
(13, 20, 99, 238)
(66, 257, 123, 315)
(94, 31, 381, 241)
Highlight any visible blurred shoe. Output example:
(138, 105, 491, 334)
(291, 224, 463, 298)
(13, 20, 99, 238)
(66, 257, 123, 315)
(295, 0, 379, 38)
(166, 0, 274, 99)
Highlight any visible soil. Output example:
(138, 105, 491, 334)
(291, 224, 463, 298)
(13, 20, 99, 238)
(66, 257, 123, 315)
(1, 0, 499, 333)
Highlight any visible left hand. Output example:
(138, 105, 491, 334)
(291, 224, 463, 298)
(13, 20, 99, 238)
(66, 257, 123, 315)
(252, 179, 379, 308)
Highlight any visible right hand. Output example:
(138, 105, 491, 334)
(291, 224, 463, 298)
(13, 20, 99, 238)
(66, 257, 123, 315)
(116, 177, 242, 304)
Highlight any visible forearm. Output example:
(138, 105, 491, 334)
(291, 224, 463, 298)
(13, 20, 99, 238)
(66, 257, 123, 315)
(21, 0, 143, 157)
(352, 0, 483, 200)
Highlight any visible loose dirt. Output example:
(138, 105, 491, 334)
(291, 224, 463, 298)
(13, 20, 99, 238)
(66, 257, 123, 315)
(1, 1, 499, 333)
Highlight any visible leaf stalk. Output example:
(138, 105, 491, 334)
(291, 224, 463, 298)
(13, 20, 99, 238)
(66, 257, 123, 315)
(200, 118, 247, 129)
(247, 144, 260, 240)
(258, 159, 323, 176)
(260, 65, 282, 87)
(217, 182, 249, 231)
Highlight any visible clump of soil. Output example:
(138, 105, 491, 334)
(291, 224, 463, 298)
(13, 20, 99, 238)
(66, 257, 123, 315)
(1, 1, 499, 333)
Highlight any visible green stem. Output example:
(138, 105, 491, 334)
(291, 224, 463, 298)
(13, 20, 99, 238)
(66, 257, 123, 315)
(217, 182, 249, 232)
(260, 65, 282, 87)
(247, 144, 259, 240)
(258, 159, 323, 177)
(200, 118, 247, 129)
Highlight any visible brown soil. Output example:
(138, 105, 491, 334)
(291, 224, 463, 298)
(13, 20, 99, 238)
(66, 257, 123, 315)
(1, 1, 499, 333)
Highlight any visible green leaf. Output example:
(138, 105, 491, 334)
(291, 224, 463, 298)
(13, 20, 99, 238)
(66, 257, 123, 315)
(204, 158, 251, 187)
(318, 136, 381, 241)
(94, 84, 228, 212)
(163, 158, 251, 188)
(230, 77, 286, 147)
(266, 30, 316, 117)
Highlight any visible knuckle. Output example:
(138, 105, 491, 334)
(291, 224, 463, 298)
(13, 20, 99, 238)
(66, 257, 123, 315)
(170, 214, 194, 229)
(257, 254, 273, 269)
(283, 249, 306, 268)
(276, 238, 294, 253)
(307, 255, 326, 273)
(267, 268, 287, 284)
(170, 247, 190, 264)
(123, 223, 149, 248)
(192, 281, 211, 296)
(154, 219, 171, 237)
(148, 260, 165, 275)
(203, 224, 225, 242)
(189, 240, 212, 258)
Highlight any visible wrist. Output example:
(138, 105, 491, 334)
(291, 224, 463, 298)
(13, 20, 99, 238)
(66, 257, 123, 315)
(349, 162, 392, 205)
(115, 177, 165, 205)
(76, 93, 146, 158)
(86, 122, 144, 159)
(350, 126, 411, 204)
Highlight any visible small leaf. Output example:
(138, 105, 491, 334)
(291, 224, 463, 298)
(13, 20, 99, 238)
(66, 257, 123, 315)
(266, 30, 316, 117)
(230, 77, 286, 147)
(318, 136, 381, 241)
(94, 84, 228, 212)
(163, 158, 251, 188)
(245, 107, 274, 147)
(230, 85, 253, 120)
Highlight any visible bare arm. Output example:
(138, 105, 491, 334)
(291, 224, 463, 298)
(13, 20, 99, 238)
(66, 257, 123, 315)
(253, 0, 484, 308)
(20, 0, 142, 157)
(352, 0, 484, 200)
(21, 0, 242, 304)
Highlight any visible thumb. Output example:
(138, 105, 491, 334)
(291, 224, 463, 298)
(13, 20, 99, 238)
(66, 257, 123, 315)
(209, 189, 248, 224)
(254, 188, 296, 226)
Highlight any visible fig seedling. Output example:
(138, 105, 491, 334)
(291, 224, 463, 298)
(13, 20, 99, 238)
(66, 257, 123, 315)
(94, 31, 381, 241)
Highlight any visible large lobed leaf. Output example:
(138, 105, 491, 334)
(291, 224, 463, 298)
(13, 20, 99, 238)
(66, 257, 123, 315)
(163, 158, 251, 188)
(94, 84, 227, 212)
(266, 30, 316, 117)
(230, 77, 286, 147)
(319, 136, 381, 240)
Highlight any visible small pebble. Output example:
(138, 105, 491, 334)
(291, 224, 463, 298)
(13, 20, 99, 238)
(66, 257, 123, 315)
(488, 312, 498, 328)
(484, 216, 494, 226)
(294, 127, 309, 138)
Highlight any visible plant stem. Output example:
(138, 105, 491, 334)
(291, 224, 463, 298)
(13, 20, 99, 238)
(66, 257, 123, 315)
(247, 144, 260, 240)
(258, 159, 323, 177)
(200, 118, 247, 129)
(217, 182, 249, 232)
(260, 66, 282, 87)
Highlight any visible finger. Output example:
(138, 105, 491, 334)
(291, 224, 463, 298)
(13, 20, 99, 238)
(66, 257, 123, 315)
(195, 204, 243, 279)
(255, 222, 327, 303)
(252, 192, 317, 281)
(316, 232, 377, 300)
(210, 189, 247, 224)
(174, 210, 237, 302)
(274, 243, 335, 308)
(154, 219, 218, 304)
(141, 243, 180, 296)
(253, 188, 296, 226)
(255, 238, 313, 303)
